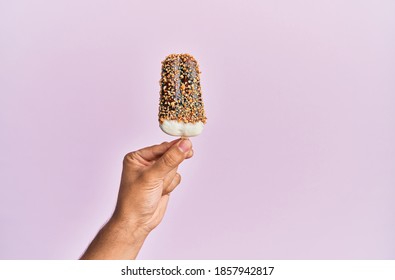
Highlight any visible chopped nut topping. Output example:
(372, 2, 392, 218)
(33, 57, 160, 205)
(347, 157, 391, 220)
(158, 54, 207, 124)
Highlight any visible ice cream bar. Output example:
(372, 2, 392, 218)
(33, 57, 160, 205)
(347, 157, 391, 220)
(158, 54, 207, 137)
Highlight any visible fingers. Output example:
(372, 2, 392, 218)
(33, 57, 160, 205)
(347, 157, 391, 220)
(124, 139, 193, 166)
(148, 194, 170, 229)
(162, 167, 177, 189)
(133, 139, 179, 162)
(148, 139, 192, 179)
(186, 148, 194, 159)
(140, 194, 171, 233)
(163, 173, 181, 195)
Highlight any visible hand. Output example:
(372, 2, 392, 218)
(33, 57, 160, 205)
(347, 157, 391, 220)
(114, 138, 193, 233)
(80, 138, 193, 259)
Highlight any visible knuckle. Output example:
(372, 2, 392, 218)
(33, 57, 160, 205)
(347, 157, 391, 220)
(123, 151, 141, 166)
(175, 173, 181, 184)
(169, 174, 181, 192)
(123, 152, 135, 165)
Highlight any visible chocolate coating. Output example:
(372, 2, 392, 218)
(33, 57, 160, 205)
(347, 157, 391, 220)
(159, 54, 207, 124)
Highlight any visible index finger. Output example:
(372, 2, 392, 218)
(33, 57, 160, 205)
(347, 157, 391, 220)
(135, 139, 180, 161)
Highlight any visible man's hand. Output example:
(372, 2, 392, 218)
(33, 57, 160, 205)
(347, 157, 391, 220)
(80, 138, 193, 260)
(115, 138, 193, 233)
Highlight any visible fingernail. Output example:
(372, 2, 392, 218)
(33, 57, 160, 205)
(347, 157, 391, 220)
(178, 139, 192, 153)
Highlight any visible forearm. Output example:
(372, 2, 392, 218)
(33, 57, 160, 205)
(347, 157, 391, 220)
(80, 216, 149, 260)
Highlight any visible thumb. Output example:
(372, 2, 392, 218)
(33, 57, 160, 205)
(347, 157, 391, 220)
(148, 139, 192, 179)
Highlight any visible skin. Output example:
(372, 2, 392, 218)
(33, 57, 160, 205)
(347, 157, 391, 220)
(80, 138, 193, 259)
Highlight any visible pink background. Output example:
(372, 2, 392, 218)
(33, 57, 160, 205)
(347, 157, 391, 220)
(1, 0, 394, 259)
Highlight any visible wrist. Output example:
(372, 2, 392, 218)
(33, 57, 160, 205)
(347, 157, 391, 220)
(109, 212, 150, 243)
(80, 214, 150, 260)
